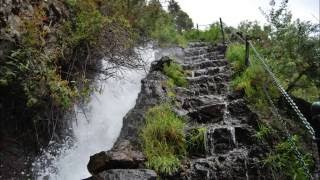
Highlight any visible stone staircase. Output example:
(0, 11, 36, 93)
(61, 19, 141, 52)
(86, 42, 270, 180)
(175, 42, 269, 180)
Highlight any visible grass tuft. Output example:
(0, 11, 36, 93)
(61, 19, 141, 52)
(163, 61, 187, 87)
(186, 127, 206, 155)
(141, 104, 186, 175)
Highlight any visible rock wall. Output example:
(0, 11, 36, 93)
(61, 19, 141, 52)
(87, 43, 271, 180)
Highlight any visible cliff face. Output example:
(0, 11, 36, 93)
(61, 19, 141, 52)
(86, 43, 270, 180)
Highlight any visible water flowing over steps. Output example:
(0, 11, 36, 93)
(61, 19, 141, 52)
(177, 42, 268, 179)
(86, 43, 270, 180)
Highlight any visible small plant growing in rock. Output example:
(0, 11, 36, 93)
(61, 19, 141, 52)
(141, 104, 186, 175)
(163, 61, 187, 87)
(186, 127, 207, 155)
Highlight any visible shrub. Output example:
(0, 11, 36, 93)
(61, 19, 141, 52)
(183, 23, 221, 44)
(226, 43, 246, 74)
(163, 61, 187, 87)
(263, 135, 314, 180)
(141, 104, 186, 175)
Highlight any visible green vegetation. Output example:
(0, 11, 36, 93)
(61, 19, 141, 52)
(225, 1, 318, 179)
(0, 0, 197, 148)
(141, 104, 186, 175)
(226, 43, 246, 74)
(186, 127, 206, 155)
(183, 23, 221, 43)
(163, 61, 187, 87)
(263, 135, 314, 180)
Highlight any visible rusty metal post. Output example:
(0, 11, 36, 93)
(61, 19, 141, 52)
(219, 18, 225, 44)
(245, 36, 250, 66)
(197, 24, 199, 38)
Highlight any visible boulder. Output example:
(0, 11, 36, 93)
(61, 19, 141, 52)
(150, 56, 172, 72)
(89, 169, 157, 180)
(87, 140, 146, 175)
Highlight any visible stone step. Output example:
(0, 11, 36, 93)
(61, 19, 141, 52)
(184, 48, 209, 56)
(187, 102, 226, 123)
(183, 59, 228, 70)
(206, 126, 236, 154)
(188, 42, 209, 48)
(187, 148, 256, 180)
(184, 52, 224, 60)
(181, 95, 224, 110)
(187, 74, 231, 85)
(188, 82, 229, 96)
(188, 66, 227, 77)
(205, 125, 256, 155)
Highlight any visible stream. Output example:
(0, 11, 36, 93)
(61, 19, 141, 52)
(33, 46, 156, 180)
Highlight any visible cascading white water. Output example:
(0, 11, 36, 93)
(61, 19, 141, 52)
(34, 46, 156, 180)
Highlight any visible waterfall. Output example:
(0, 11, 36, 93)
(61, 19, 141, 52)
(33, 46, 156, 180)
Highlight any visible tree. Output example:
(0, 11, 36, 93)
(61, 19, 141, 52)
(259, 0, 320, 101)
(168, 0, 193, 32)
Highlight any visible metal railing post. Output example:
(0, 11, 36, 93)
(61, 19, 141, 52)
(245, 36, 250, 66)
(219, 18, 225, 44)
(197, 24, 199, 38)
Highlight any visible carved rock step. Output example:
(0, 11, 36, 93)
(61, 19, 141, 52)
(205, 125, 256, 155)
(206, 127, 236, 154)
(186, 148, 269, 180)
(182, 95, 224, 110)
(189, 82, 229, 96)
(184, 49, 209, 56)
(184, 52, 225, 61)
(187, 74, 231, 86)
(183, 59, 228, 70)
(187, 102, 226, 123)
(183, 57, 223, 65)
(190, 67, 224, 77)
(188, 42, 209, 48)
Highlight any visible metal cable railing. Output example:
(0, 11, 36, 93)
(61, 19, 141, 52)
(218, 18, 317, 178)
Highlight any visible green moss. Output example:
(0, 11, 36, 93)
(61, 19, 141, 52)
(141, 104, 186, 175)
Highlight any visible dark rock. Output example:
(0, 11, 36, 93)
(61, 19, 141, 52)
(228, 99, 250, 116)
(88, 140, 146, 175)
(206, 128, 235, 154)
(117, 71, 168, 142)
(150, 56, 172, 72)
(89, 169, 157, 180)
(188, 103, 226, 123)
(234, 126, 255, 146)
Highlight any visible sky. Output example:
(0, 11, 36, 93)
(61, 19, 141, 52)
(169, 0, 320, 28)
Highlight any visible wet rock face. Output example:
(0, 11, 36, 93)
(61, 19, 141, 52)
(207, 127, 236, 154)
(176, 42, 269, 179)
(87, 57, 171, 178)
(88, 169, 157, 180)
